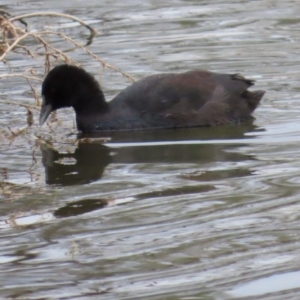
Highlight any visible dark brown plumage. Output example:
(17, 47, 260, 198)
(39, 65, 265, 132)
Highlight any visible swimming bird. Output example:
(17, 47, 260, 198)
(39, 64, 265, 132)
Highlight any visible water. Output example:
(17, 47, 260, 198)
(1, 0, 300, 299)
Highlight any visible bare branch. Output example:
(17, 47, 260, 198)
(0, 10, 136, 138)
(0, 73, 42, 81)
(9, 12, 97, 39)
(0, 100, 40, 110)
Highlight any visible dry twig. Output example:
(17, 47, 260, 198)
(0, 10, 135, 143)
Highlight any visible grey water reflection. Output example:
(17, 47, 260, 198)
(43, 125, 259, 220)
(42, 124, 259, 186)
(41, 143, 111, 185)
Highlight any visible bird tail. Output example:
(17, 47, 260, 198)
(242, 90, 265, 113)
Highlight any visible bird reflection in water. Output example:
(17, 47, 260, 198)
(41, 124, 262, 218)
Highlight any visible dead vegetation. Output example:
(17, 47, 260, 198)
(0, 9, 133, 196)
(0, 9, 134, 137)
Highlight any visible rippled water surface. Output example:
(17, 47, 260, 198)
(1, 0, 300, 299)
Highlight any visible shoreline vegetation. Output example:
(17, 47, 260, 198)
(0, 9, 134, 133)
(0, 10, 133, 199)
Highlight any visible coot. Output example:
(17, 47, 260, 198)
(40, 65, 265, 132)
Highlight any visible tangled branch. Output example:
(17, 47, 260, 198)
(0, 10, 135, 131)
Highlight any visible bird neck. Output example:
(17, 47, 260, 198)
(73, 89, 109, 117)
